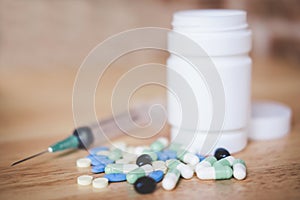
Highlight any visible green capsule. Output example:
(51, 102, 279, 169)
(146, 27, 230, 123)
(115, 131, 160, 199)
(108, 148, 122, 161)
(165, 159, 180, 169)
(126, 164, 153, 184)
(213, 156, 235, 167)
(196, 164, 232, 180)
(233, 158, 246, 166)
(150, 137, 168, 152)
(105, 164, 138, 174)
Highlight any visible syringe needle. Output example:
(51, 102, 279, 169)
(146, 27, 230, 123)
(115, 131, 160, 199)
(11, 150, 49, 166)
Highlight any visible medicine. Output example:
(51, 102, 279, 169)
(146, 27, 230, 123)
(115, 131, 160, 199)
(152, 161, 167, 174)
(92, 177, 109, 189)
(214, 148, 231, 160)
(162, 168, 180, 191)
(196, 165, 233, 180)
(77, 175, 93, 186)
(105, 164, 138, 174)
(150, 137, 169, 152)
(176, 149, 199, 166)
(76, 158, 91, 168)
(195, 156, 217, 171)
(96, 149, 110, 157)
(126, 164, 153, 184)
(163, 149, 177, 159)
(233, 159, 247, 180)
(91, 164, 105, 174)
(136, 154, 152, 167)
(134, 176, 157, 194)
(148, 170, 164, 182)
(156, 152, 169, 161)
(108, 148, 122, 161)
(166, 159, 193, 179)
(213, 156, 235, 167)
(104, 173, 127, 182)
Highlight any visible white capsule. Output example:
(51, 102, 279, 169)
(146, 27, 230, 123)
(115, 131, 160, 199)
(92, 177, 109, 189)
(162, 168, 180, 191)
(166, 159, 193, 179)
(177, 150, 199, 166)
(233, 159, 247, 180)
(76, 158, 91, 168)
(196, 165, 233, 180)
(195, 156, 217, 172)
(214, 156, 235, 167)
(77, 175, 93, 186)
(115, 158, 131, 164)
(152, 161, 167, 174)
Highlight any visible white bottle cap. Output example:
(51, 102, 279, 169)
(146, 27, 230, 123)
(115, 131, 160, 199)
(249, 101, 292, 140)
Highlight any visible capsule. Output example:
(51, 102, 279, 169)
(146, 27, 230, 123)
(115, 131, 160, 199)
(196, 165, 233, 180)
(126, 164, 153, 184)
(233, 159, 247, 180)
(150, 137, 169, 152)
(162, 168, 180, 191)
(195, 156, 217, 171)
(166, 159, 193, 179)
(105, 164, 138, 174)
(176, 149, 199, 166)
(213, 156, 235, 167)
(152, 161, 167, 174)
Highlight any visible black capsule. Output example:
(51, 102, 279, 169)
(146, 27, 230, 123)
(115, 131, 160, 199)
(136, 154, 152, 167)
(214, 148, 230, 160)
(134, 176, 156, 194)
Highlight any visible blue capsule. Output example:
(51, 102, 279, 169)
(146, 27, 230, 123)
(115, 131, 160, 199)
(156, 152, 169, 161)
(91, 164, 105, 173)
(148, 170, 164, 182)
(104, 173, 127, 182)
(89, 146, 109, 155)
(163, 150, 177, 159)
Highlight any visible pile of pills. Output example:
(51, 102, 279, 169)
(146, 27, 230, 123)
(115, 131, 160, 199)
(76, 138, 247, 194)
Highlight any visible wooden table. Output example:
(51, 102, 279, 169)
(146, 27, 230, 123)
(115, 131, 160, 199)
(0, 58, 299, 199)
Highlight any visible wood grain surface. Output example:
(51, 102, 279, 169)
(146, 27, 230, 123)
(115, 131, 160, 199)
(0, 58, 299, 199)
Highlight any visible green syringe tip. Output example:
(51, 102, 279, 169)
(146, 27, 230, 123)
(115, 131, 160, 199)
(48, 135, 79, 152)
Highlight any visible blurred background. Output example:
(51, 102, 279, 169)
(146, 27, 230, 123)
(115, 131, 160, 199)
(0, 0, 299, 146)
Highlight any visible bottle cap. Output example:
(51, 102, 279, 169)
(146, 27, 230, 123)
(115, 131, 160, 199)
(249, 101, 292, 140)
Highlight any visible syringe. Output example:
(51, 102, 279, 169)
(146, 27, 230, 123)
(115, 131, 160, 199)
(11, 105, 151, 166)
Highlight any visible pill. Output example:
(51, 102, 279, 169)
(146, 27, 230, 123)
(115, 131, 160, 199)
(122, 152, 137, 162)
(152, 161, 167, 174)
(162, 168, 180, 191)
(142, 149, 158, 161)
(105, 164, 138, 174)
(108, 148, 122, 161)
(213, 156, 235, 167)
(150, 137, 169, 152)
(166, 159, 193, 179)
(163, 149, 177, 159)
(196, 165, 233, 180)
(91, 164, 105, 173)
(233, 159, 247, 180)
(89, 146, 109, 155)
(92, 177, 109, 189)
(195, 156, 217, 171)
(77, 175, 93, 186)
(214, 147, 230, 160)
(86, 154, 108, 161)
(148, 170, 164, 182)
(156, 152, 169, 161)
(104, 173, 127, 182)
(176, 149, 199, 166)
(134, 176, 157, 194)
(136, 154, 152, 167)
(126, 164, 153, 184)
(76, 158, 91, 168)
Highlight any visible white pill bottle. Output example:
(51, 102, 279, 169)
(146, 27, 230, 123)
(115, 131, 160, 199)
(167, 10, 252, 154)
